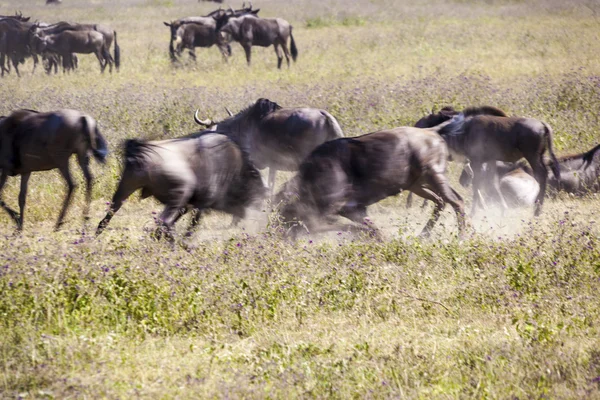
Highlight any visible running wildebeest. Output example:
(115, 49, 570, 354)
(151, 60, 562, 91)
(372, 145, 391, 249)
(406, 105, 509, 209)
(95, 133, 266, 239)
(30, 22, 120, 71)
(417, 106, 560, 216)
(0, 109, 108, 231)
(218, 13, 297, 68)
(194, 98, 345, 194)
(276, 123, 468, 238)
(459, 161, 540, 208)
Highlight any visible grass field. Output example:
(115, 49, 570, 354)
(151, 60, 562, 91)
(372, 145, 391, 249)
(1, 0, 600, 397)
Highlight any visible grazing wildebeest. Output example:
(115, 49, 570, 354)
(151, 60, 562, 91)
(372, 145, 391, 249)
(194, 98, 345, 194)
(219, 13, 298, 68)
(459, 161, 540, 208)
(406, 105, 509, 209)
(95, 133, 266, 239)
(30, 28, 113, 73)
(276, 124, 468, 238)
(417, 107, 560, 216)
(0, 109, 108, 231)
(30, 22, 120, 71)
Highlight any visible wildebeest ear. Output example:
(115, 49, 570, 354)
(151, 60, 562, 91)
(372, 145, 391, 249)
(163, 21, 171, 27)
(253, 98, 281, 119)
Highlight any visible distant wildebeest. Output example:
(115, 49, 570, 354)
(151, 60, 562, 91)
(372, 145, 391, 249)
(46, 0, 62, 4)
(95, 133, 266, 239)
(194, 98, 345, 194)
(459, 161, 540, 208)
(30, 22, 120, 71)
(416, 106, 560, 216)
(30, 28, 114, 73)
(276, 123, 468, 238)
(406, 105, 509, 209)
(0, 109, 108, 231)
(219, 12, 298, 68)
(164, 7, 257, 63)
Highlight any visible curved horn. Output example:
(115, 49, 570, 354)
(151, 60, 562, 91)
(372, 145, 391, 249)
(225, 107, 233, 116)
(229, 6, 235, 14)
(194, 109, 213, 126)
(249, 1, 252, 9)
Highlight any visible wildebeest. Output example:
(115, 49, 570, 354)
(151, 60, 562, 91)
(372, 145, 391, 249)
(30, 22, 120, 71)
(406, 105, 509, 209)
(46, 0, 63, 4)
(194, 98, 345, 194)
(219, 13, 297, 68)
(276, 123, 468, 238)
(0, 109, 108, 231)
(459, 161, 540, 208)
(164, 7, 257, 63)
(0, 18, 39, 76)
(95, 133, 266, 239)
(417, 106, 560, 216)
(30, 28, 113, 73)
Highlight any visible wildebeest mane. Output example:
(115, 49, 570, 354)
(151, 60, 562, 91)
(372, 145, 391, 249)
(124, 139, 159, 170)
(462, 106, 508, 118)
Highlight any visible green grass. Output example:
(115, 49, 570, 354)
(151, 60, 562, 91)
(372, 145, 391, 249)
(1, 0, 600, 397)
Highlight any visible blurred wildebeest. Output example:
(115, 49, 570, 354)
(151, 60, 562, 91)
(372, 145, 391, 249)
(96, 133, 266, 240)
(30, 22, 120, 71)
(277, 123, 468, 239)
(30, 28, 113, 73)
(194, 98, 344, 194)
(0, 18, 40, 76)
(46, 0, 62, 4)
(219, 12, 297, 68)
(406, 105, 509, 209)
(459, 161, 540, 208)
(0, 109, 108, 231)
(462, 144, 600, 204)
(417, 106, 560, 216)
(199, 0, 224, 3)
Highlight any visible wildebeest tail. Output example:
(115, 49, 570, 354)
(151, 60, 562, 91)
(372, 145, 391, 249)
(114, 31, 120, 71)
(322, 111, 344, 139)
(542, 122, 560, 182)
(289, 26, 298, 62)
(81, 116, 108, 163)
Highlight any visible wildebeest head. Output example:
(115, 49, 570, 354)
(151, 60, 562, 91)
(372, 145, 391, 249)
(414, 106, 458, 128)
(194, 98, 282, 129)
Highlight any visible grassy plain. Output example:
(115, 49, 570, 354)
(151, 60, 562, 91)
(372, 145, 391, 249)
(1, 0, 600, 397)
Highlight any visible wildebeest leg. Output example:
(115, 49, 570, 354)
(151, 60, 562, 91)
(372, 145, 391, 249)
(339, 205, 381, 238)
(154, 206, 181, 242)
(486, 161, 509, 212)
(96, 176, 139, 235)
(429, 173, 468, 236)
(17, 172, 31, 231)
(469, 161, 484, 216)
(526, 156, 548, 216)
(410, 186, 444, 238)
(11, 56, 20, 77)
(243, 43, 252, 66)
(55, 163, 76, 231)
(0, 172, 20, 225)
(77, 154, 93, 222)
(268, 168, 277, 197)
(273, 43, 283, 69)
(281, 40, 291, 67)
(32, 54, 38, 75)
(95, 50, 107, 73)
(185, 209, 203, 237)
(188, 49, 197, 62)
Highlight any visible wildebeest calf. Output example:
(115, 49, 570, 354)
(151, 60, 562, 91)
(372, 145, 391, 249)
(277, 125, 468, 238)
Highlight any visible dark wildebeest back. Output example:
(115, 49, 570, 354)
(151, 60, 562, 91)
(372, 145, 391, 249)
(0, 109, 108, 230)
(277, 124, 468, 238)
(96, 132, 266, 239)
(219, 14, 297, 68)
(194, 98, 345, 193)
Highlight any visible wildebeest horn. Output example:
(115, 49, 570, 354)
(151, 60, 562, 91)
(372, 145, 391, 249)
(248, 1, 252, 9)
(225, 107, 233, 116)
(194, 109, 213, 126)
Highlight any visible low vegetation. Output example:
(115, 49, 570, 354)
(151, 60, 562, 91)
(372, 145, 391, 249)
(0, 0, 599, 397)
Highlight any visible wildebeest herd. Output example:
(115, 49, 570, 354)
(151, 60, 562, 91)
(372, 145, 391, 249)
(0, 5, 598, 241)
(1, 96, 598, 241)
